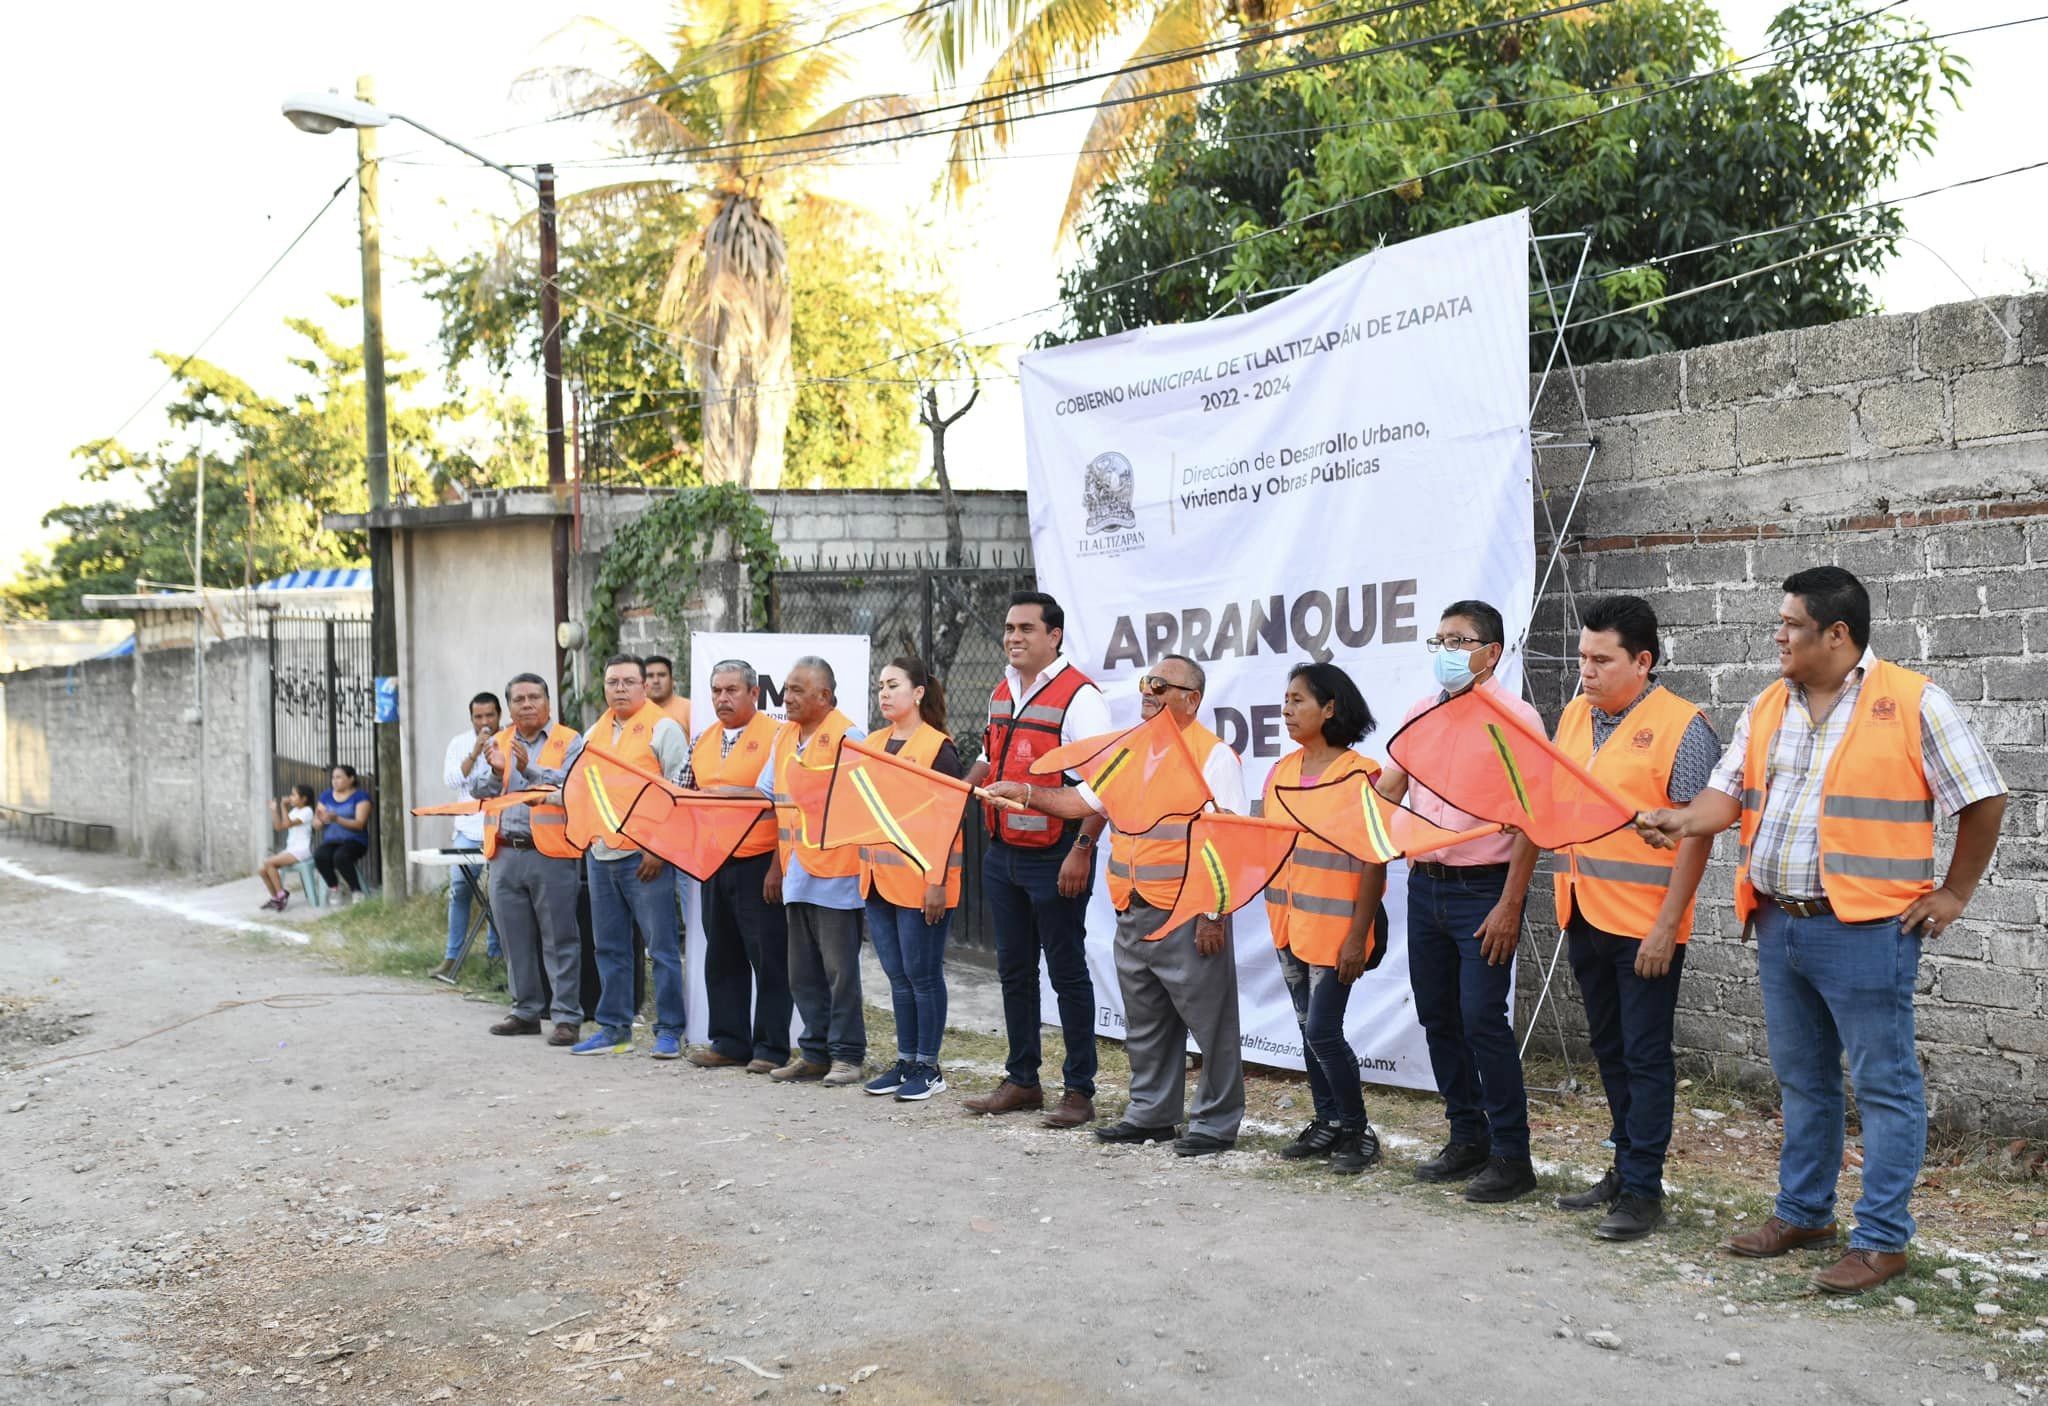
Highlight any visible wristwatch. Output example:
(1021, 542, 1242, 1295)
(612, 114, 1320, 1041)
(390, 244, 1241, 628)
(1072, 833, 1095, 851)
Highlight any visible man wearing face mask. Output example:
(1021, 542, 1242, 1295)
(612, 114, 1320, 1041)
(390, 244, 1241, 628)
(1376, 599, 1544, 1203)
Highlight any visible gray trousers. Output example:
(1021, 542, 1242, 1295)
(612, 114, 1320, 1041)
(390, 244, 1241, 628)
(1114, 899, 1245, 1139)
(787, 902, 866, 1064)
(493, 845, 582, 1024)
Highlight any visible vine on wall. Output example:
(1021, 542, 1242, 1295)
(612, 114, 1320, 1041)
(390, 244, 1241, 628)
(584, 485, 779, 709)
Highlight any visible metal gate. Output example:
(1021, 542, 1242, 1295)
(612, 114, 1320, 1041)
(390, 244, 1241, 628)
(770, 560, 1037, 950)
(268, 613, 380, 886)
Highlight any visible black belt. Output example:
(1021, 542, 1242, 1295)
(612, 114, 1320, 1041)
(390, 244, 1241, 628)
(1761, 893, 1833, 919)
(1410, 860, 1510, 880)
(497, 836, 537, 850)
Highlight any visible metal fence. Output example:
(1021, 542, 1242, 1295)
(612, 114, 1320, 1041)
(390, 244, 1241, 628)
(770, 556, 1036, 950)
(267, 613, 380, 887)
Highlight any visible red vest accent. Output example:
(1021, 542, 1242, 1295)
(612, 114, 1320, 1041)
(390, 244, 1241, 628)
(983, 664, 1097, 847)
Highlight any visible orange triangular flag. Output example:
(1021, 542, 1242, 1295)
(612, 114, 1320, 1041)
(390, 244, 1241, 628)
(802, 736, 974, 883)
(563, 744, 668, 851)
(618, 788, 774, 881)
(1386, 686, 1636, 849)
(410, 799, 482, 817)
(1029, 709, 1212, 836)
(1154, 812, 1302, 937)
(411, 789, 552, 818)
(1271, 772, 1505, 864)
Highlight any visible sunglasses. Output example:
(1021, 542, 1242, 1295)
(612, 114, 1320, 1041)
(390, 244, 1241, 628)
(1138, 675, 1197, 697)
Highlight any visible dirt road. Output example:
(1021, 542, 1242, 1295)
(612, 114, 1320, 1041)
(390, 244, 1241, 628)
(0, 844, 2028, 1404)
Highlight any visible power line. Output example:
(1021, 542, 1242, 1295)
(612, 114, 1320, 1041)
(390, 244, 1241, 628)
(99, 177, 357, 448)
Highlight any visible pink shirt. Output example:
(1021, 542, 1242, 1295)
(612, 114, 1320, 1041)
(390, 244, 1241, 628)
(1394, 678, 1544, 866)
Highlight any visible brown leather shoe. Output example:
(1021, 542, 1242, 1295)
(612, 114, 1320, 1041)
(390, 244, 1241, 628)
(490, 1015, 542, 1037)
(1813, 1248, 1909, 1295)
(547, 1022, 580, 1046)
(1723, 1215, 1839, 1258)
(688, 1047, 743, 1068)
(1042, 1091, 1097, 1129)
(961, 1079, 1045, 1116)
(745, 1058, 777, 1074)
(769, 1057, 829, 1082)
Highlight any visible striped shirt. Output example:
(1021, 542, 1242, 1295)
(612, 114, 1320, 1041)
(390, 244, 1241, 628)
(1706, 650, 2006, 899)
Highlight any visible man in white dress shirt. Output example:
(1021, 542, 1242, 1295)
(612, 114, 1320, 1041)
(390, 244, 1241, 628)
(436, 691, 502, 977)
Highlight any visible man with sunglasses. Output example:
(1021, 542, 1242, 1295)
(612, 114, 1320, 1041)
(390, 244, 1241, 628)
(984, 654, 1247, 1155)
(1376, 599, 1544, 1203)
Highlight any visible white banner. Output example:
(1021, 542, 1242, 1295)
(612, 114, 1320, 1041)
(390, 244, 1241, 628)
(681, 631, 871, 1046)
(1020, 210, 1534, 1091)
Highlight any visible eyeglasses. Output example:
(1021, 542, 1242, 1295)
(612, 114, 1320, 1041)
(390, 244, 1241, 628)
(1138, 675, 1197, 696)
(1425, 634, 1492, 653)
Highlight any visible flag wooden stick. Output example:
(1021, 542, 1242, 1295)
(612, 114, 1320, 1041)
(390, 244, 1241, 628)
(971, 785, 1027, 813)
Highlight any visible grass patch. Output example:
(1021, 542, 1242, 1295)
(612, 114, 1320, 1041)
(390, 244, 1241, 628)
(304, 892, 509, 996)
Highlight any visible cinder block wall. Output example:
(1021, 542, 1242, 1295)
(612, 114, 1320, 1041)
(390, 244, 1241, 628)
(1526, 293, 2048, 1134)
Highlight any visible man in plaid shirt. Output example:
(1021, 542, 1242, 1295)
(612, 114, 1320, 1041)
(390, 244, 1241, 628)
(1638, 566, 2006, 1296)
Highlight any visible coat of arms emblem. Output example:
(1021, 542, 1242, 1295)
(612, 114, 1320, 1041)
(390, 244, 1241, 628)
(1083, 452, 1137, 535)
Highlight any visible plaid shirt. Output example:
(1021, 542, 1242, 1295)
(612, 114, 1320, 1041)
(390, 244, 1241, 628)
(1708, 650, 2006, 899)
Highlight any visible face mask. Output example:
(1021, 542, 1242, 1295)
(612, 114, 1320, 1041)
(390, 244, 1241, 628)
(1433, 647, 1478, 693)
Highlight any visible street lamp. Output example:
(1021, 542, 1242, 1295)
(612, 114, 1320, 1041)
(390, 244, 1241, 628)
(283, 77, 572, 900)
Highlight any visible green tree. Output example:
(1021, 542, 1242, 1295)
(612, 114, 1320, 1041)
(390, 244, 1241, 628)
(4, 304, 539, 620)
(1050, 0, 1965, 363)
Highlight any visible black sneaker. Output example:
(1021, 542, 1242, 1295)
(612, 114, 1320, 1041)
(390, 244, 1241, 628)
(1556, 1166, 1622, 1212)
(1595, 1192, 1665, 1241)
(1093, 1120, 1178, 1145)
(1329, 1126, 1382, 1175)
(1278, 1121, 1340, 1161)
(1463, 1155, 1539, 1204)
(1173, 1131, 1235, 1158)
(1413, 1140, 1490, 1183)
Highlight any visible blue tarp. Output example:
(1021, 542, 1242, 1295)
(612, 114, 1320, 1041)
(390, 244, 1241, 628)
(255, 568, 371, 591)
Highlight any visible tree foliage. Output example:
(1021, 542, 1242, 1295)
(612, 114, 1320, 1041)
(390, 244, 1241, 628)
(1050, 0, 1966, 364)
(4, 304, 540, 620)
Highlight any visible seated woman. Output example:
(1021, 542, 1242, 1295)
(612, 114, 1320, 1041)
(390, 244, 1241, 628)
(257, 785, 318, 911)
(312, 765, 373, 904)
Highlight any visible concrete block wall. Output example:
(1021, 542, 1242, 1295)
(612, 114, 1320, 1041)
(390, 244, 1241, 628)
(1524, 291, 2048, 1134)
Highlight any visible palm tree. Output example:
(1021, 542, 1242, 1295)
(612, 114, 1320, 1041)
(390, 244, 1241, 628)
(910, 0, 1317, 241)
(550, 0, 917, 486)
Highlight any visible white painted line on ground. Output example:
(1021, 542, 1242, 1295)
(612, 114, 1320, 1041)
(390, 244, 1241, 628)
(0, 857, 310, 946)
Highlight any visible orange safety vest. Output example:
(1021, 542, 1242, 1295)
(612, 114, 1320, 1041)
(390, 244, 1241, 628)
(1107, 721, 1231, 912)
(772, 710, 862, 880)
(482, 722, 581, 860)
(859, 723, 965, 910)
(581, 702, 668, 853)
(1553, 686, 1704, 941)
(982, 665, 1098, 847)
(654, 693, 692, 734)
(1258, 749, 1378, 967)
(1735, 659, 1937, 924)
(690, 712, 780, 859)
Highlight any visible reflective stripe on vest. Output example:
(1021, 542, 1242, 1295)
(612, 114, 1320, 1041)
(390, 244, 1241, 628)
(1262, 748, 1378, 966)
(1552, 686, 1702, 940)
(859, 723, 965, 910)
(1107, 724, 1233, 911)
(982, 664, 1097, 848)
(773, 712, 862, 880)
(482, 723, 580, 861)
(1734, 660, 1936, 924)
(581, 703, 666, 852)
(690, 713, 780, 859)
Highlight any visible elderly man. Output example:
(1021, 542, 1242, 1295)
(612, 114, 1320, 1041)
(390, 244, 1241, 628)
(1638, 567, 2006, 1293)
(1533, 596, 1719, 1242)
(468, 672, 585, 1043)
(436, 690, 503, 978)
(1377, 599, 1544, 1204)
(984, 653, 1247, 1155)
(762, 657, 868, 1085)
(572, 654, 691, 1058)
(962, 592, 1114, 1129)
(686, 660, 790, 1073)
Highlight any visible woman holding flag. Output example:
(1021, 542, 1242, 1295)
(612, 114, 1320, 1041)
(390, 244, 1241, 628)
(1259, 663, 1389, 1175)
(860, 658, 964, 1102)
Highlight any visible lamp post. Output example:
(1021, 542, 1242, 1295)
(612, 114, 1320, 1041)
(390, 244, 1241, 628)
(282, 81, 570, 898)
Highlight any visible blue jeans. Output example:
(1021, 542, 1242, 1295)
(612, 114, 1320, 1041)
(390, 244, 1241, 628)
(1407, 865, 1528, 1158)
(444, 841, 500, 960)
(587, 855, 685, 1039)
(983, 837, 1096, 1096)
(1568, 916, 1685, 1198)
(1277, 948, 1366, 1130)
(867, 897, 951, 1063)
(1755, 904, 1925, 1252)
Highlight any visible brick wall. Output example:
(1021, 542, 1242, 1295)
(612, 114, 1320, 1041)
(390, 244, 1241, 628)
(1525, 292, 2048, 1134)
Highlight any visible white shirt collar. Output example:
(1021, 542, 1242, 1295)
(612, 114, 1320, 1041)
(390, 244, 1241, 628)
(1005, 653, 1073, 702)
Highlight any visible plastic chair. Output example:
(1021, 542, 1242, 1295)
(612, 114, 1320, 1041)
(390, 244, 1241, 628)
(292, 858, 328, 908)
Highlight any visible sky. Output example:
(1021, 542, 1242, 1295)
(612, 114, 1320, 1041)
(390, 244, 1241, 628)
(3, 0, 2043, 585)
